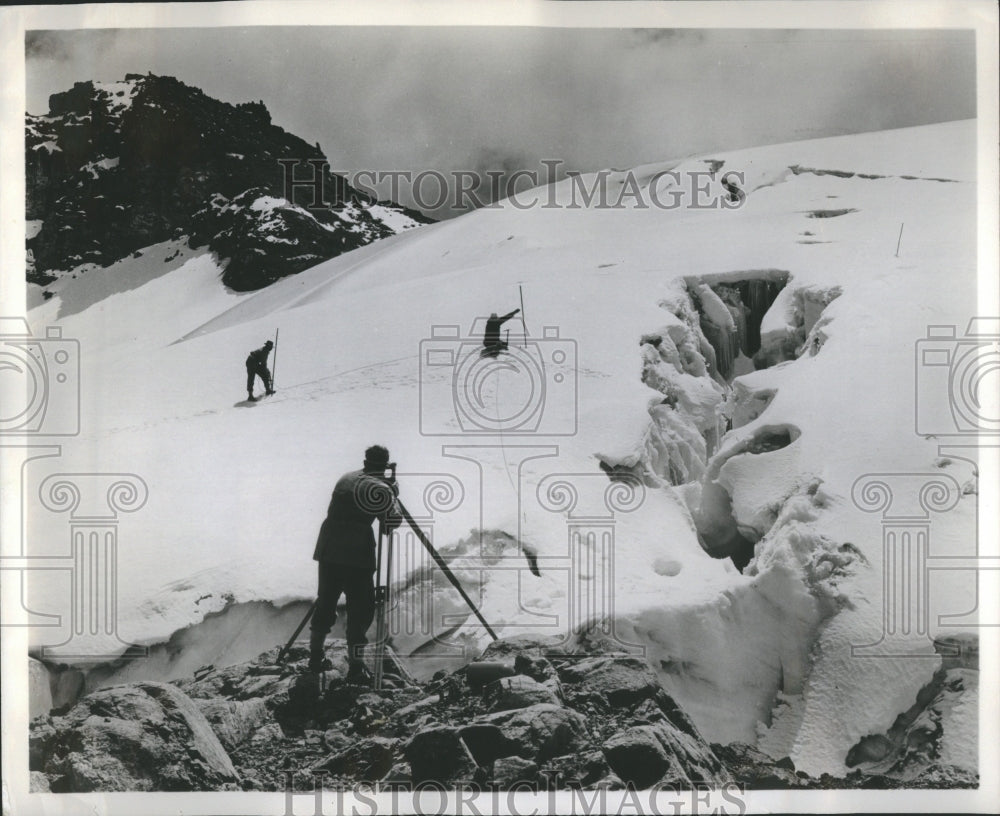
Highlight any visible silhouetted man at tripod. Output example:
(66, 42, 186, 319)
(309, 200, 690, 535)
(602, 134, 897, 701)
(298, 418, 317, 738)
(309, 445, 401, 681)
(245, 339, 275, 401)
(482, 308, 520, 357)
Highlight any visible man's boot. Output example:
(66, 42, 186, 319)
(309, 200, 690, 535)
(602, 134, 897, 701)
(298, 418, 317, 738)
(345, 643, 371, 685)
(345, 658, 371, 686)
(308, 630, 330, 673)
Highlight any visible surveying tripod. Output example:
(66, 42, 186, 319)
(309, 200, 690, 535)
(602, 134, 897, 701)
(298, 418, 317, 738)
(278, 493, 498, 689)
(372, 517, 393, 689)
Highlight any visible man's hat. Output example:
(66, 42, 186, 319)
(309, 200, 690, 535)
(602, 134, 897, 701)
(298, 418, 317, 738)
(264, 340, 273, 348)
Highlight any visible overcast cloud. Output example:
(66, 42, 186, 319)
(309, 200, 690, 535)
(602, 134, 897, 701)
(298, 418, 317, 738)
(26, 26, 976, 216)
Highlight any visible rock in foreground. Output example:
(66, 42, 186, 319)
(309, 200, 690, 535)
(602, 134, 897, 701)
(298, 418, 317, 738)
(28, 637, 980, 792)
(30, 681, 239, 791)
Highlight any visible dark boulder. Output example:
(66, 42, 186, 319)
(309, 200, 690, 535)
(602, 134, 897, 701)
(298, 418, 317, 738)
(603, 722, 730, 789)
(405, 725, 480, 784)
(474, 704, 589, 763)
(459, 723, 515, 766)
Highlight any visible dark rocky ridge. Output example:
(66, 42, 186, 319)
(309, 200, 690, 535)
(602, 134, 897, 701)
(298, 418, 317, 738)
(29, 636, 977, 793)
(26, 73, 431, 291)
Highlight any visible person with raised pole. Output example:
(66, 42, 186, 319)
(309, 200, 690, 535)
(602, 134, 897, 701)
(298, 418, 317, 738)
(308, 445, 401, 682)
(482, 307, 520, 357)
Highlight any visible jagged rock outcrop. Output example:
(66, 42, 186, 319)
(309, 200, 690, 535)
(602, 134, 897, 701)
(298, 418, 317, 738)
(26, 73, 429, 290)
(29, 680, 240, 791)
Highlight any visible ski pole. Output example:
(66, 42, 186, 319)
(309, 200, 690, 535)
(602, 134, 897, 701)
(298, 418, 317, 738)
(271, 328, 280, 389)
(395, 499, 498, 640)
(277, 600, 315, 664)
(519, 284, 527, 347)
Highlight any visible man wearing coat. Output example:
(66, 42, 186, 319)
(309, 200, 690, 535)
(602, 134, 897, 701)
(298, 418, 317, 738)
(309, 445, 401, 680)
(482, 308, 520, 356)
(245, 339, 275, 401)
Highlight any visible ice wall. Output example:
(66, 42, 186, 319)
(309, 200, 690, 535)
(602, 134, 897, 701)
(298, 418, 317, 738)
(686, 272, 789, 382)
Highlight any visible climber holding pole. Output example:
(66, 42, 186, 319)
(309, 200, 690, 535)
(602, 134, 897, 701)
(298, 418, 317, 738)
(244, 337, 275, 402)
(482, 306, 521, 358)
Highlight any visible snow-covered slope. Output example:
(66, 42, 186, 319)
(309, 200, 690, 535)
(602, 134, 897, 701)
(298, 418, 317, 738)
(24, 120, 979, 777)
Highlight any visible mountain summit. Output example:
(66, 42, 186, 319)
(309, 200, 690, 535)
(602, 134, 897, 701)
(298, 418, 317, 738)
(26, 73, 428, 291)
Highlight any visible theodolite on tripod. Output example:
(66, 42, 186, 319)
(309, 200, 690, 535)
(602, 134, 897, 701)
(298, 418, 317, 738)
(278, 463, 498, 689)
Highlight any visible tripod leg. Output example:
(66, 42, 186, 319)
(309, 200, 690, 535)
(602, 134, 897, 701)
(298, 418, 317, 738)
(373, 522, 388, 690)
(277, 601, 316, 664)
(373, 589, 387, 689)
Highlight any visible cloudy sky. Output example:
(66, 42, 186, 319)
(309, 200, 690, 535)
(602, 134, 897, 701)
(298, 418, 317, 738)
(26, 26, 976, 216)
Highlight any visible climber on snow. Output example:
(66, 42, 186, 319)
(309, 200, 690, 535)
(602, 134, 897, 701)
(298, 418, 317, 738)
(482, 308, 520, 357)
(245, 340, 275, 401)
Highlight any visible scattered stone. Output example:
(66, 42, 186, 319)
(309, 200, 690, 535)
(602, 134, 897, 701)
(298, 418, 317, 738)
(475, 704, 589, 762)
(559, 655, 661, 708)
(323, 728, 353, 753)
(710, 743, 804, 789)
(538, 750, 615, 788)
(195, 698, 270, 752)
(465, 661, 516, 690)
(351, 702, 387, 735)
(250, 722, 285, 745)
(487, 675, 561, 712)
(405, 725, 480, 783)
(514, 653, 562, 690)
(391, 694, 440, 721)
(314, 736, 397, 782)
(383, 761, 412, 786)
(493, 756, 539, 788)
(479, 635, 569, 662)
(29, 717, 57, 770)
(248, 664, 283, 676)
